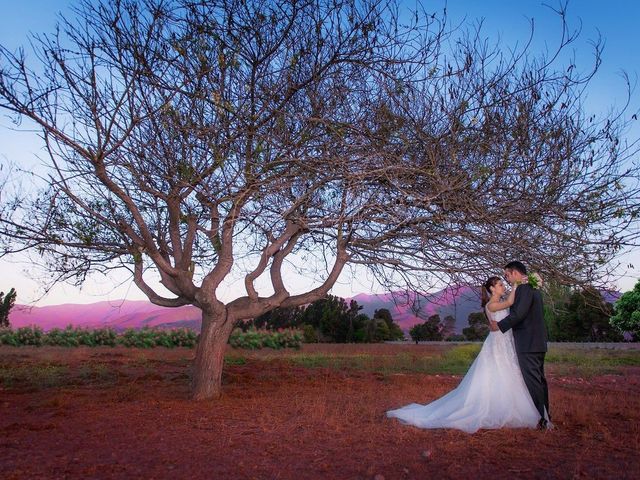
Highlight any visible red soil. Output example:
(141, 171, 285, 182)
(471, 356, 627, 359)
(1, 345, 639, 479)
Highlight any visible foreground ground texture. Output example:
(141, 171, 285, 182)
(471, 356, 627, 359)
(1, 343, 639, 479)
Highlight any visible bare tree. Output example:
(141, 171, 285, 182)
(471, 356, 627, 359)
(1, 0, 638, 399)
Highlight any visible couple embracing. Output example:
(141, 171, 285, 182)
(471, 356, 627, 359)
(387, 261, 552, 433)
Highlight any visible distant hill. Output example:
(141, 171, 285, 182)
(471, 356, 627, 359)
(8, 286, 622, 334)
(8, 285, 483, 334)
(349, 285, 482, 334)
(9, 301, 201, 332)
(601, 290, 622, 305)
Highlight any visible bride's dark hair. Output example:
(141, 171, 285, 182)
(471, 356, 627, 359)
(481, 276, 501, 308)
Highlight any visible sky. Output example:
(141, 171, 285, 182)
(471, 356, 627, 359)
(0, 0, 639, 306)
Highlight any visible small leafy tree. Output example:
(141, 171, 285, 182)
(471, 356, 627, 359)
(363, 318, 390, 343)
(373, 308, 404, 341)
(343, 300, 365, 343)
(373, 308, 393, 325)
(246, 305, 303, 331)
(441, 315, 457, 339)
(0, 288, 17, 328)
(541, 281, 573, 341)
(352, 313, 371, 342)
(462, 311, 489, 341)
(302, 324, 319, 343)
(409, 323, 425, 343)
(553, 287, 622, 342)
(295, 294, 367, 343)
(409, 314, 444, 342)
(610, 280, 640, 341)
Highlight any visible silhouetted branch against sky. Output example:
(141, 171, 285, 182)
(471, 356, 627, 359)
(0, 0, 638, 307)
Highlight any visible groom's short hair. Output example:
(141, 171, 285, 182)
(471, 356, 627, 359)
(504, 261, 527, 275)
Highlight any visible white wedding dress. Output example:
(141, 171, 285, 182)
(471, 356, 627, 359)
(387, 307, 541, 433)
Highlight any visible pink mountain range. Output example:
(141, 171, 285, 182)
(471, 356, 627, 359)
(10, 301, 202, 332)
(8, 285, 484, 334)
(9, 286, 621, 334)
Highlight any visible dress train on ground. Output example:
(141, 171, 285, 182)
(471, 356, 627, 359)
(387, 308, 540, 433)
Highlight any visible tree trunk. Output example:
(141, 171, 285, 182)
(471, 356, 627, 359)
(191, 308, 233, 400)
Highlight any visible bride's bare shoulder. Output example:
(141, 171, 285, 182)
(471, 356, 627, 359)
(485, 301, 500, 313)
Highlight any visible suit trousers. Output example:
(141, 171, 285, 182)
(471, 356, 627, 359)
(516, 352, 550, 420)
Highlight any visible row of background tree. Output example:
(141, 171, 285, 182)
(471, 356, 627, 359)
(2, 280, 640, 343)
(242, 279, 640, 343)
(410, 281, 640, 343)
(238, 294, 404, 343)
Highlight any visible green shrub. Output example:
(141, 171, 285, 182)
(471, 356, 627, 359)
(0, 325, 232, 348)
(228, 328, 302, 350)
(0, 327, 18, 346)
(44, 326, 80, 347)
(229, 328, 262, 349)
(118, 327, 158, 348)
(153, 330, 173, 348)
(89, 327, 118, 346)
(168, 328, 198, 347)
(153, 329, 197, 348)
(40, 326, 118, 347)
(302, 323, 318, 343)
(275, 329, 303, 349)
(116, 327, 197, 348)
(14, 326, 44, 346)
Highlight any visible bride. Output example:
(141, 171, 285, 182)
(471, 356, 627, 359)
(386, 276, 540, 433)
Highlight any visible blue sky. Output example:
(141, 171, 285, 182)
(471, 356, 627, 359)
(1, 0, 639, 305)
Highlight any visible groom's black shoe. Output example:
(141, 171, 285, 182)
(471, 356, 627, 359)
(536, 418, 555, 431)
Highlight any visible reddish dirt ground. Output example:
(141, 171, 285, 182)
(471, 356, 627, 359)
(1, 345, 639, 479)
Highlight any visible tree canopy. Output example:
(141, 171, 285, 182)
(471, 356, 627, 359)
(610, 280, 640, 341)
(0, 288, 16, 328)
(409, 314, 444, 342)
(248, 295, 404, 343)
(545, 286, 622, 342)
(462, 311, 490, 341)
(1, 0, 639, 398)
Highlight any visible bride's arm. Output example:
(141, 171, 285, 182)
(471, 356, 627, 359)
(485, 284, 518, 312)
(484, 309, 500, 331)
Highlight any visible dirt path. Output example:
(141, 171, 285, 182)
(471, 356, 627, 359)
(1, 346, 639, 479)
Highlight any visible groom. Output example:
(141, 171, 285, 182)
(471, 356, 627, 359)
(497, 261, 552, 430)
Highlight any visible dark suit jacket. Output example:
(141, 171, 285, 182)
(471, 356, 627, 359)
(497, 284, 547, 353)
